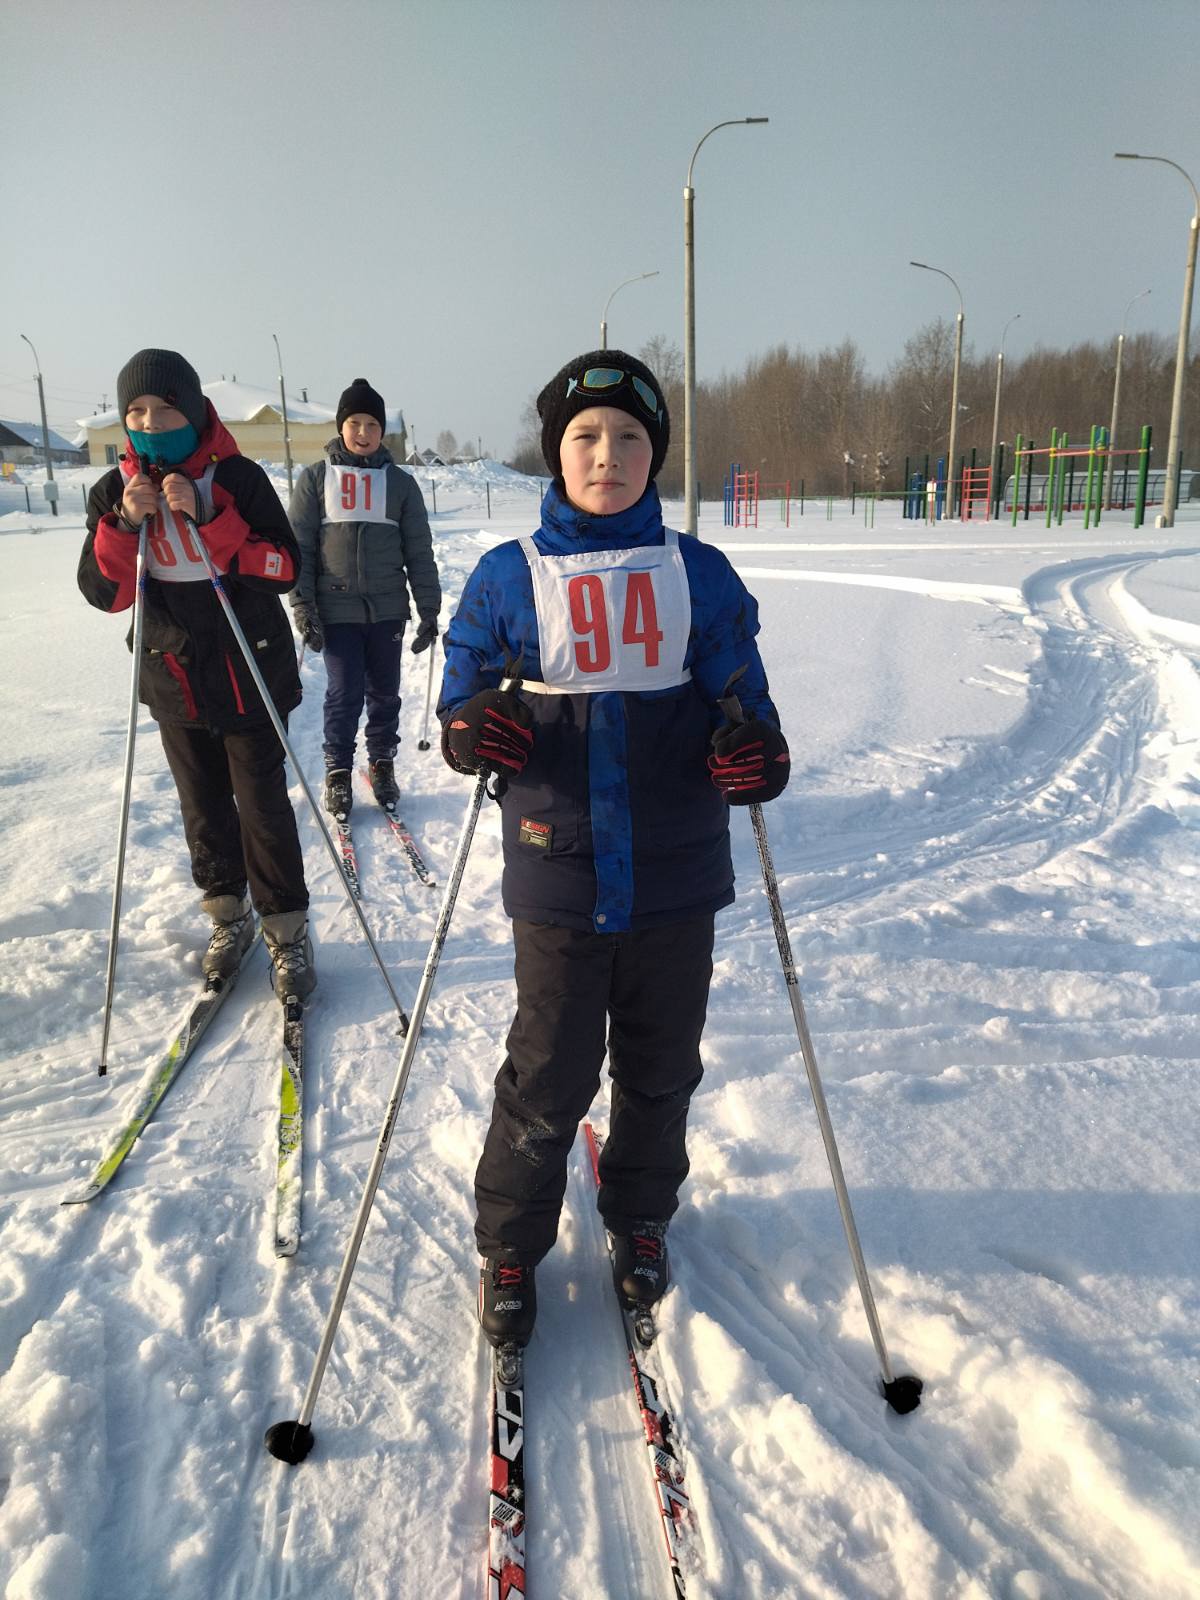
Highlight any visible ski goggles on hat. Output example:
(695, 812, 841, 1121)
(566, 367, 663, 423)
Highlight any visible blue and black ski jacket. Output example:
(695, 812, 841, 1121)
(438, 483, 780, 933)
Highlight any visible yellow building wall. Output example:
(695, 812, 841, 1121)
(86, 419, 337, 470)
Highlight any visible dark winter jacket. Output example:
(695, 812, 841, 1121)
(287, 441, 441, 628)
(438, 483, 781, 934)
(78, 405, 302, 732)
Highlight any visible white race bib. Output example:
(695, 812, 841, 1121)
(520, 532, 691, 692)
(144, 466, 221, 584)
(323, 464, 393, 524)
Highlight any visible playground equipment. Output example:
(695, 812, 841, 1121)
(723, 463, 791, 527)
(1003, 426, 1181, 529)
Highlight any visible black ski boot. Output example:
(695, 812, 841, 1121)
(324, 768, 352, 819)
(479, 1253, 537, 1348)
(368, 758, 400, 809)
(262, 911, 317, 1004)
(611, 1222, 670, 1307)
(200, 892, 255, 983)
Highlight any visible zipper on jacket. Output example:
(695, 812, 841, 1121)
(224, 652, 246, 715)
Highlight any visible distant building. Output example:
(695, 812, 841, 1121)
(405, 447, 446, 470)
(77, 380, 408, 470)
(0, 419, 87, 467)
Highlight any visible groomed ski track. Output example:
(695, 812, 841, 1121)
(3, 488, 1200, 1598)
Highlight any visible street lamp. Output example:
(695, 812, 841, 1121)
(1115, 153, 1199, 528)
(683, 116, 769, 535)
(910, 262, 964, 521)
(272, 333, 294, 496)
(1105, 286, 1151, 509)
(19, 333, 57, 516)
(600, 271, 660, 352)
(989, 313, 1020, 517)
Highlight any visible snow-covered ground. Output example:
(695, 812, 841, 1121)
(2, 462, 1200, 1599)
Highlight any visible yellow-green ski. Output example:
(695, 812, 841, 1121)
(62, 936, 261, 1205)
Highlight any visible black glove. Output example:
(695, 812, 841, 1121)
(708, 719, 790, 804)
(293, 605, 324, 653)
(411, 617, 439, 654)
(442, 688, 534, 776)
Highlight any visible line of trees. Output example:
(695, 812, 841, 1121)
(508, 324, 1200, 497)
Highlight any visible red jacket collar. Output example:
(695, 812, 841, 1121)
(120, 400, 240, 480)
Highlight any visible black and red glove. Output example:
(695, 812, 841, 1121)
(708, 719, 790, 804)
(442, 688, 534, 776)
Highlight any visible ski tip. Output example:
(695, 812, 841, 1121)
(264, 1418, 315, 1464)
(60, 1186, 100, 1207)
(882, 1373, 923, 1414)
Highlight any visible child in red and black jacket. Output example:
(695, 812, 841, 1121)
(78, 348, 315, 1002)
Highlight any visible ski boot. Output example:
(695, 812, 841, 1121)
(261, 910, 317, 1004)
(611, 1221, 670, 1308)
(368, 757, 400, 809)
(323, 768, 353, 819)
(479, 1253, 537, 1349)
(200, 892, 255, 985)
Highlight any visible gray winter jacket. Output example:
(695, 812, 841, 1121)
(288, 441, 441, 628)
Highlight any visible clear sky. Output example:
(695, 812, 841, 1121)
(3, 0, 1198, 458)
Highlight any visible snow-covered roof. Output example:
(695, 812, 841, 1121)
(0, 418, 82, 453)
(78, 382, 405, 434)
(78, 380, 338, 430)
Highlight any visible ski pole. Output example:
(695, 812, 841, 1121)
(182, 512, 410, 1033)
(264, 678, 517, 1465)
(719, 677, 922, 1415)
(97, 512, 150, 1076)
(416, 640, 437, 751)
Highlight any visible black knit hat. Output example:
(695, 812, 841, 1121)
(337, 378, 386, 431)
(117, 349, 207, 435)
(537, 349, 669, 481)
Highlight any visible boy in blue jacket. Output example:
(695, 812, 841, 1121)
(438, 350, 789, 1350)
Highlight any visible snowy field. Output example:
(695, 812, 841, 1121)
(2, 461, 1200, 1599)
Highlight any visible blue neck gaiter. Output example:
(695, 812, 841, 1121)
(127, 422, 199, 467)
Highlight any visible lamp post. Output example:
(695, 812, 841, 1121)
(1115, 153, 1199, 528)
(1105, 287, 1151, 509)
(272, 334, 294, 496)
(989, 313, 1020, 515)
(19, 334, 57, 516)
(683, 116, 769, 535)
(910, 262, 964, 521)
(600, 271, 660, 352)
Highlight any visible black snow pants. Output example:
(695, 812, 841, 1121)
(474, 913, 715, 1264)
(158, 720, 309, 917)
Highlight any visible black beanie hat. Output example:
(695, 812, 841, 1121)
(537, 349, 669, 482)
(117, 349, 207, 436)
(337, 378, 386, 431)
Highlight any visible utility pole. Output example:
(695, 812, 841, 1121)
(20, 334, 57, 516)
(272, 334, 294, 495)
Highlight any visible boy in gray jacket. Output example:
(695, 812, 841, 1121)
(289, 379, 441, 815)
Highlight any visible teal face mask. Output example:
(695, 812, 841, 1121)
(127, 422, 199, 466)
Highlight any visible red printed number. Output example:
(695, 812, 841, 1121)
(567, 571, 664, 673)
(148, 509, 202, 568)
(568, 575, 611, 672)
(340, 473, 372, 512)
(621, 572, 663, 667)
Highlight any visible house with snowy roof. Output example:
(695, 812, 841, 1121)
(0, 419, 87, 467)
(78, 380, 407, 470)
